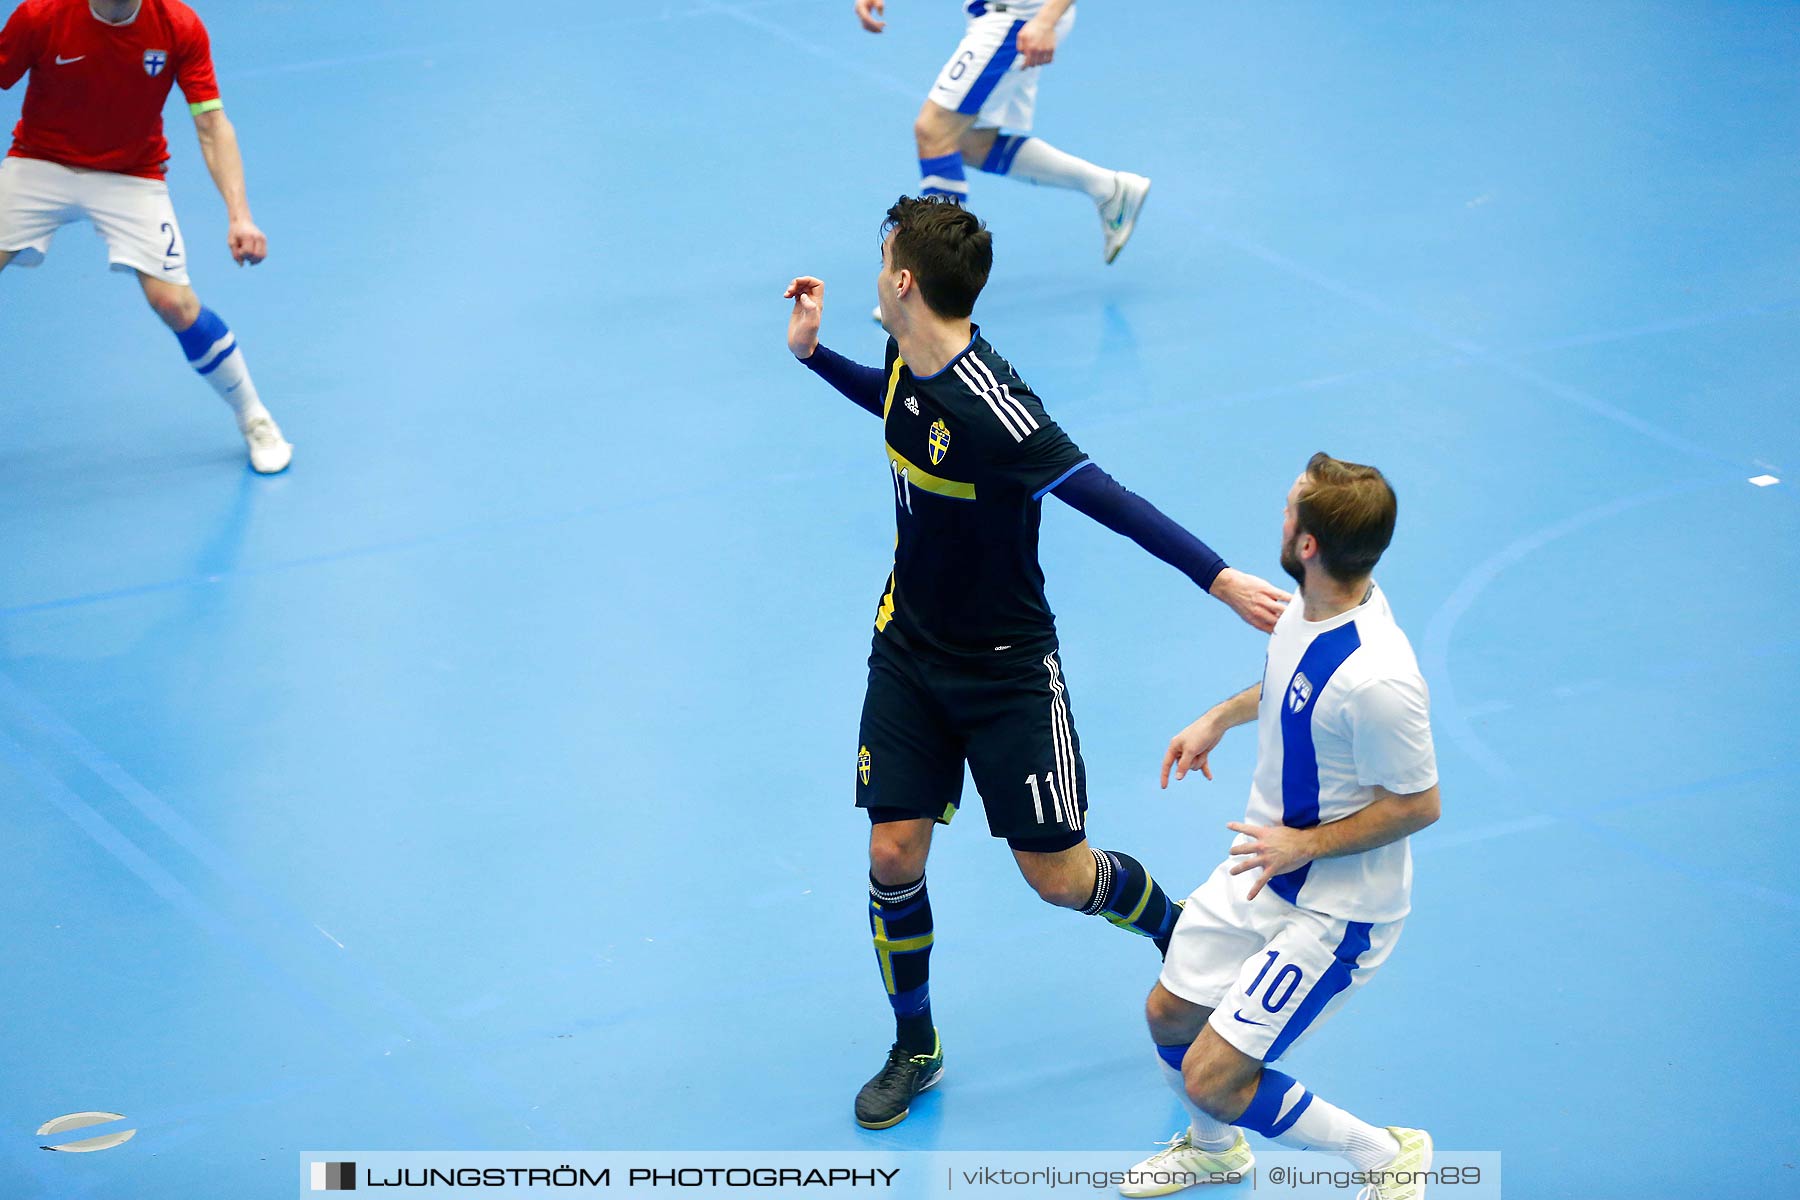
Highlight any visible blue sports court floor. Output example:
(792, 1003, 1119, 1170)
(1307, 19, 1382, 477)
(3, 2, 1796, 1197)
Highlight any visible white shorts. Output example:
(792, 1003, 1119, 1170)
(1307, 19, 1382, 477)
(1160, 859, 1403, 1062)
(0, 155, 191, 285)
(927, 6, 1076, 132)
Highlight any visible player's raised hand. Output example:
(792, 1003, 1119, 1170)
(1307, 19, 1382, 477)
(785, 276, 824, 360)
(1162, 714, 1224, 789)
(1208, 567, 1291, 633)
(854, 0, 886, 33)
(1018, 15, 1058, 66)
(228, 217, 267, 266)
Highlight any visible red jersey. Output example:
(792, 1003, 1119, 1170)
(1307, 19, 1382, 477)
(0, 0, 221, 179)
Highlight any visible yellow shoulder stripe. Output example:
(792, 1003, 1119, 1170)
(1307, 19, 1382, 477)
(882, 356, 905, 419)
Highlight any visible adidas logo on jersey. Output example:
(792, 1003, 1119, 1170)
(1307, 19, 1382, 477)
(904, 397, 921, 416)
(1288, 672, 1314, 713)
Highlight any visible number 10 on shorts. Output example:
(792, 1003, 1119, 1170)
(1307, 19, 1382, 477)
(1025, 772, 1067, 825)
(1246, 949, 1304, 1013)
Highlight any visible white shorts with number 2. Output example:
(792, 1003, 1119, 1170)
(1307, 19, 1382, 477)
(1160, 858, 1404, 1062)
(0, 155, 191, 285)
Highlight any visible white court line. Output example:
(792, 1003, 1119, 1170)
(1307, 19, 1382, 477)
(702, 0, 919, 100)
(227, 0, 830, 82)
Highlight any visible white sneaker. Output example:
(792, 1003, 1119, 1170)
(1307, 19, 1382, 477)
(243, 415, 292, 474)
(1119, 1129, 1254, 1197)
(1357, 1127, 1433, 1200)
(1100, 171, 1152, 264)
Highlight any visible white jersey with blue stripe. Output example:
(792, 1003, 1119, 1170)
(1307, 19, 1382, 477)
(1242, 583, 1437, 923)
(962, 0, 1055, 18)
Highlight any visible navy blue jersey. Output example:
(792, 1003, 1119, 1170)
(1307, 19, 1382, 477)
(874, 329, 1087, 659)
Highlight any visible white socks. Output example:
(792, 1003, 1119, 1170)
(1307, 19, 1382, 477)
(175, 307, 269, 432)
(1276, 1093, 1400, 1171)
(203, 346, 269, 432)
(1007, 137, 1117, 203)
(1156, 1056, 1237, 1151)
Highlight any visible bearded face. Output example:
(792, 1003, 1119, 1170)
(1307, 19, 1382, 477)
(1280, 526, 1305, 586)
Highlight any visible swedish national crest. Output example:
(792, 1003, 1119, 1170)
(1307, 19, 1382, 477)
(858, 745, 872, 785)
(927, 419, 951, 466)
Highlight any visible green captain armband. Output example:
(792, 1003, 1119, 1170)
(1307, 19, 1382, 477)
(189, 98, 224, 116)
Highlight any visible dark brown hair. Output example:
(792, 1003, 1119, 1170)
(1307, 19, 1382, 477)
(1295, 452, 1397, 583)
(882, 196, 992, 318)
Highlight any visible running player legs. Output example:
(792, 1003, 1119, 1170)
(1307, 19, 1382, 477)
(858, 0, 1151, 262)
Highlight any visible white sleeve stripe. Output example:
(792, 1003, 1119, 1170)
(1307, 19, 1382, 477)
(999, 383, 1037, 432)
(952, 359, 1028, 441)
(982, 389, 1030, 442)
(968, 355, 1039, 432)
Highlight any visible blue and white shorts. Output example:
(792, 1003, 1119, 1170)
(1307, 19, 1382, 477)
(1160, 858, 1405, 1062)
(927, 4, 1076, 131)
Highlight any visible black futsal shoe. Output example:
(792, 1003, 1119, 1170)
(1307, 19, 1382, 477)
(853, 1031, 944, 1130)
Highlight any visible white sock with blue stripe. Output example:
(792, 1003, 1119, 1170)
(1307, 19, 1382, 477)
(175, 307, 268, 432)
(978, 134, 1115, 202)
(1154, 1044, 1236, 1150)
(1236, 1069, 1398, 1170)
(918, 152, 968, 202)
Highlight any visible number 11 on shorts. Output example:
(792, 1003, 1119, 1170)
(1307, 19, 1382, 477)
(1025, 772, 1066, 825)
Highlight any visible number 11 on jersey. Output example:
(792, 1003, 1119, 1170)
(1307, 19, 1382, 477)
(891, 461, 913, 513)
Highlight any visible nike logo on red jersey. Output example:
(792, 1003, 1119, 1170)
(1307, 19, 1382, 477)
(55, 55, 86, 65)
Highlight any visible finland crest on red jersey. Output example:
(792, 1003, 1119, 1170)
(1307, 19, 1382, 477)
(143, 49, 168, 77)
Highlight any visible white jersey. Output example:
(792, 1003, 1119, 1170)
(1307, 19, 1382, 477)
(1241, 583, 1437, 923)
(961, 0, 1055, 17)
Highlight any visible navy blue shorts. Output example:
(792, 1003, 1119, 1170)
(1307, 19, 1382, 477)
(856, 633, 1089, 851)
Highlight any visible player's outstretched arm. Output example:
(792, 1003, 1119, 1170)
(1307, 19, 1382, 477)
(1162, 682, 1260, 788)
(1226, 783, 1440, 901)
(193, 109, 265, 265)
(854, 0, 886, 34)
(1051, 463, 1290, 631)
(784, 276, 885, 416)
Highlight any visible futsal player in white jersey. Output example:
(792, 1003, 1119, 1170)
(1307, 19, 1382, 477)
(1118, 454, 1441, 1200)
(853, 0, 1150, 263)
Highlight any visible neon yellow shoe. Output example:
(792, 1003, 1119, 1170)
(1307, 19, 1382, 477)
(1358, 1127, 1433, 1200)
(1118, 1129, 1254, 1197)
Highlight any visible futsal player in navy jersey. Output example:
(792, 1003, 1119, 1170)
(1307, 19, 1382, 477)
(783, 196, 1288, 1129)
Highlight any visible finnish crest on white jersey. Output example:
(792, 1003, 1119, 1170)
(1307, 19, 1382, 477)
(1287, 671, 1314, 713)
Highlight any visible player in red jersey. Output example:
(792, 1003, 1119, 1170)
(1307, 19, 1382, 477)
(0, 0, 290, 473)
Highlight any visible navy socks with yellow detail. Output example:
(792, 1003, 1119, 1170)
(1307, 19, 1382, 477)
(1082, 848, 1181, 955)
(869, 874, 935, 1053)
